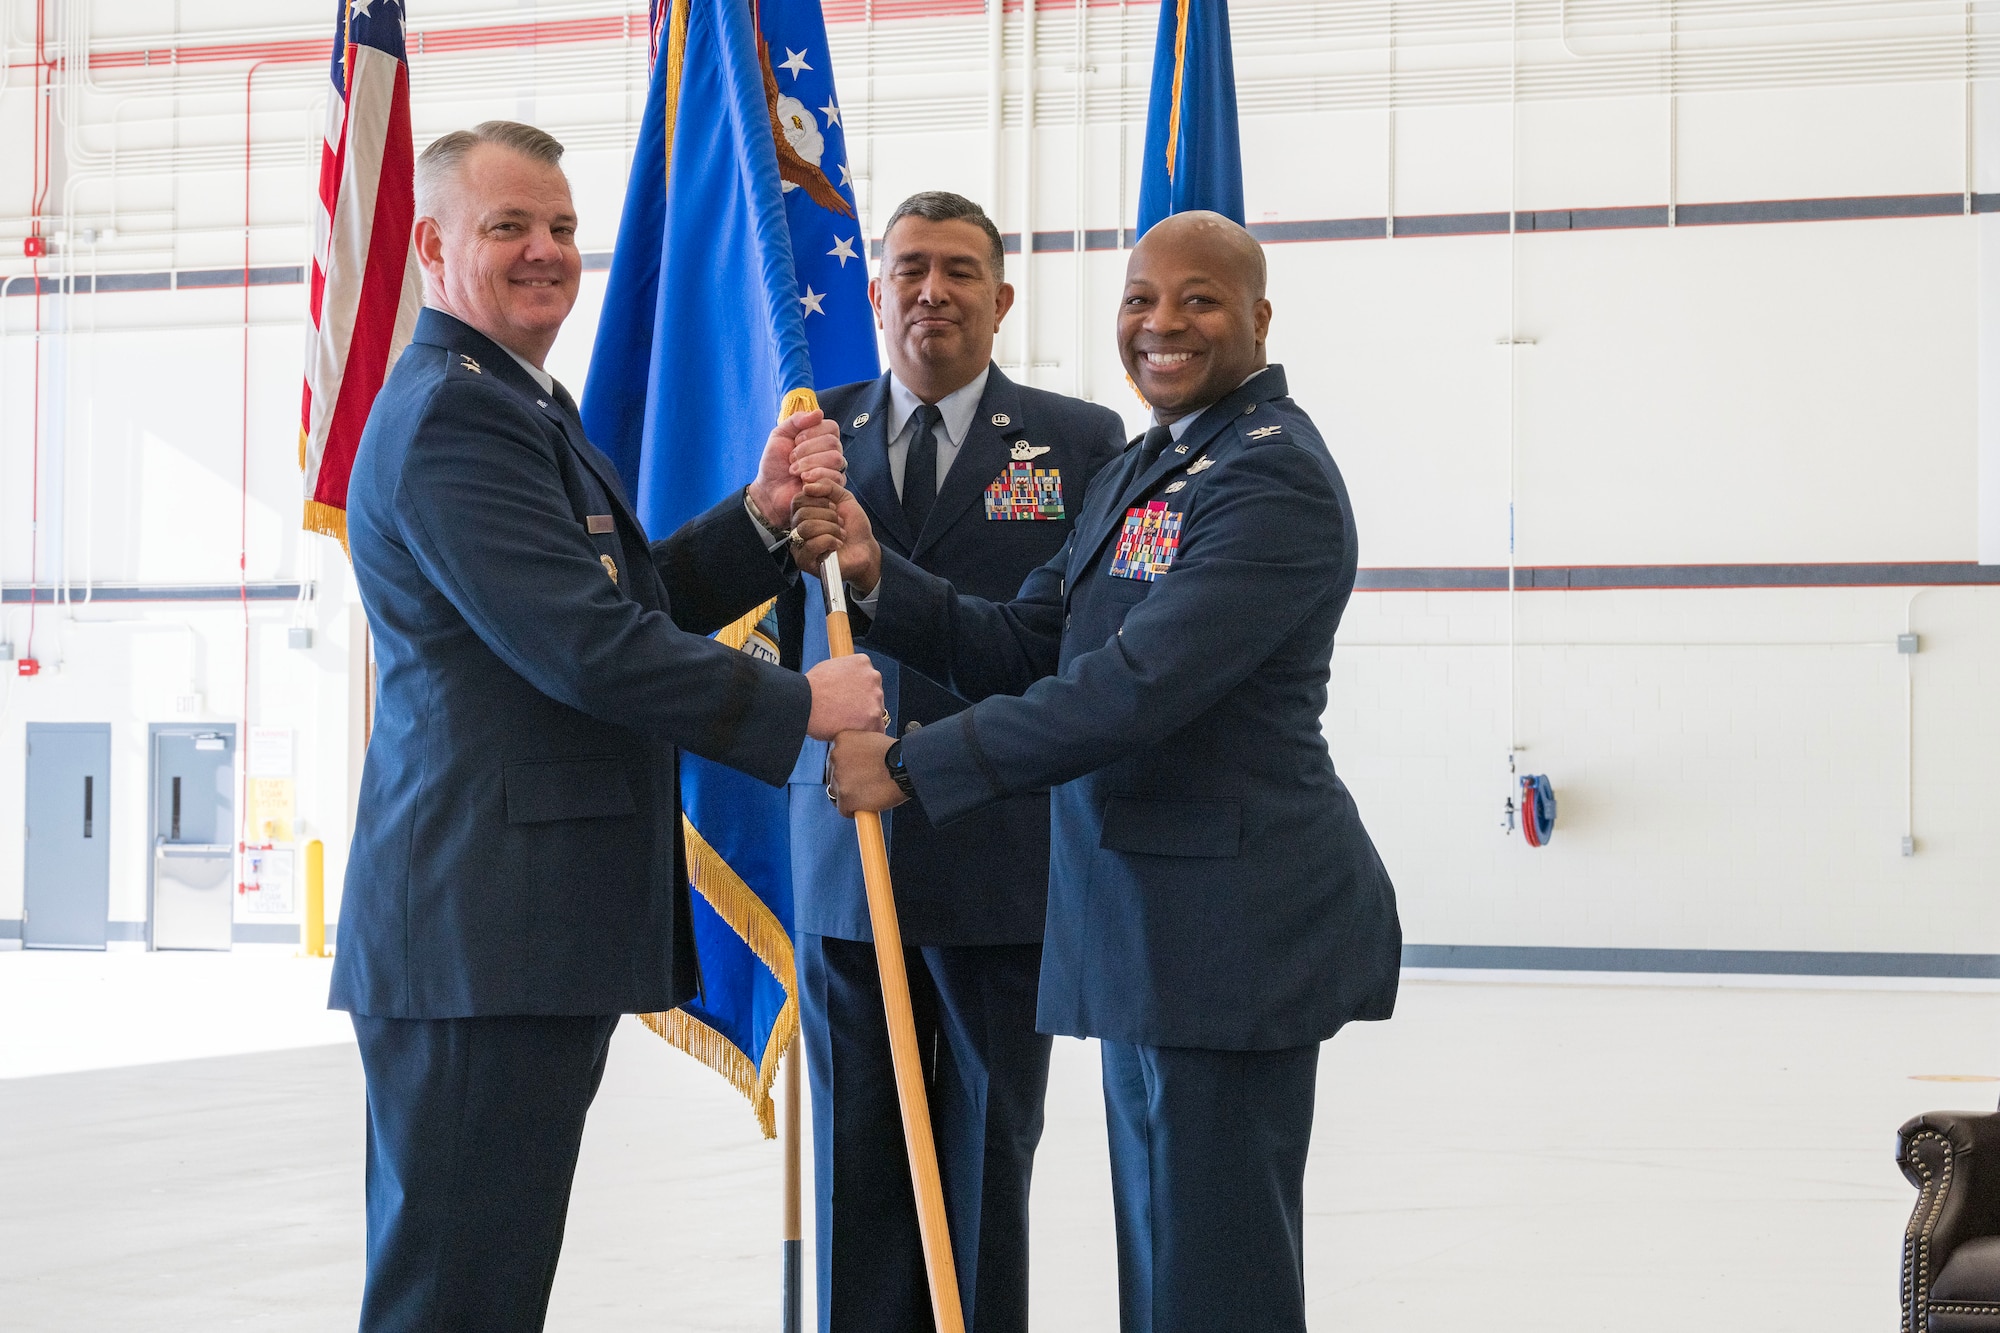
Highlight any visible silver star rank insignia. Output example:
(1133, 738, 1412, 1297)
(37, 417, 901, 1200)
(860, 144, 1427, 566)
(459, 355, 482, 374)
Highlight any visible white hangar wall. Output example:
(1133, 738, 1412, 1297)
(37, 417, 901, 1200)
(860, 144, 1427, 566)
(0, 0, 1995, 963)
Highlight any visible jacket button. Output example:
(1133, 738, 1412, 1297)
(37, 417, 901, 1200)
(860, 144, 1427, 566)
(904, 720, 922, 735)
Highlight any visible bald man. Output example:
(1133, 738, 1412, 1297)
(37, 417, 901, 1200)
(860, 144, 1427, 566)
(811, 211, 1403, 1333)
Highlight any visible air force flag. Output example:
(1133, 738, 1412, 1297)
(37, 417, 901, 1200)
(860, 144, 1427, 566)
(580, 0, 877, 1136)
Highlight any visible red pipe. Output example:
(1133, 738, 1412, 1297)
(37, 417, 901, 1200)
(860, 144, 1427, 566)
(24, 0, 50, 667)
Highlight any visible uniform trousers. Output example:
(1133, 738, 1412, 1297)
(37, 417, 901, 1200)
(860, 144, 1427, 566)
(1100, 1040, 1321, 1333)
(798, 933, 1053, 1333)
(351, 1012, 621, 1333)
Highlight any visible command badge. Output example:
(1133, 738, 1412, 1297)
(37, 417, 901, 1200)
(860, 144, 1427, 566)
(1187, 456, 1216, 474)
(984, 461, 1065, 520)
(600, 554, 619, 584)
(1164, 480, 1187, 494)
(1108, 502, 1183, 581)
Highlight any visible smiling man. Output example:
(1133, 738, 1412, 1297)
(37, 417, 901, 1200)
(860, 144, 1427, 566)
(808, 210, 1404, 1333)
(783, 191, 1123, 1333)
(333, 121, 883, 1333)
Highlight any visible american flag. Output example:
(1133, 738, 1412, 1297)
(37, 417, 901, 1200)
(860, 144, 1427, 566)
(301, 0, 421, 550)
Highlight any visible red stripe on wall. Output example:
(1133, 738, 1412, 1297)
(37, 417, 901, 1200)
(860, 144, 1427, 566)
(74, 15, 651, 73)
(58, 0, 1133, 71)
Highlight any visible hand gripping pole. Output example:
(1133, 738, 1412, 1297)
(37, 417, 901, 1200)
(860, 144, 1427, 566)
(819, 552, 967, 1333)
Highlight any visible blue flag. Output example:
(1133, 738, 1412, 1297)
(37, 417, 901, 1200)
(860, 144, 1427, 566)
(581, 0, 877, 1136)
(1136, 0, 1245, 237)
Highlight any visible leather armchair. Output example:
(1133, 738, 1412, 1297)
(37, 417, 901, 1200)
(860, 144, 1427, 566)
(1899, 1104, 2000, 1332)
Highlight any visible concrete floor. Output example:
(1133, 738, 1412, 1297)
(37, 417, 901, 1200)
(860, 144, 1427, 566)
(1, 952, 1996, 1330)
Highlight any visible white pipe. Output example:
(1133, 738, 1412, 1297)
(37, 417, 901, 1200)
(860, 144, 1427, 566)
(1504, 0, 1520, 792)
(1966, 0, 1975, 215)
(1668, 0, 1679, 227)
(1386, 0, 1396, 238)
(1116, 0, 1128, 246)
(1019, 0, 1036, 379)
(1893, 588, 1998, 855)
(988, 0, 1004, 214)
(1072, 0, 1087, 397)
(861, 0, 876, 244)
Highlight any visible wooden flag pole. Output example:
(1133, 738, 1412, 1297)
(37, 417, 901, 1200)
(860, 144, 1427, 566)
(818, 552, 967, 1333)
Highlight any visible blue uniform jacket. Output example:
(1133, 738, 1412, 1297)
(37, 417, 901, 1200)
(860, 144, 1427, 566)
(788, 366, 1125, 945)
(862, 367, 1401, 1050)
(331, 309, 812, 1019)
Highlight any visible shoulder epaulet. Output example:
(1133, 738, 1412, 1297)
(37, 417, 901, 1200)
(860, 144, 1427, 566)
(1238, 401, 1288, 444)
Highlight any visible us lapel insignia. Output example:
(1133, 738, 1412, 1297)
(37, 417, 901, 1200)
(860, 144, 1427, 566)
(1187, 456, 1216, 474)
(852, 412, 870, 428)
(1108, 502, 1183, 582)
(984, 461, 1065, 520)
(1010, 441, 1051, 462)
(991, 412, 1011, 427)
(1164, 480, 1187, 494)
(1174, 442, 1189, 454)
(1246, 425, 1284, 440)
(459, 355, 482, 374)
(600, 554, 619, 584)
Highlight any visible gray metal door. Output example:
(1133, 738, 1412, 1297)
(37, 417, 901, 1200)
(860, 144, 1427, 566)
(23, 724, 112, 950)
(149, 726, 236, 951)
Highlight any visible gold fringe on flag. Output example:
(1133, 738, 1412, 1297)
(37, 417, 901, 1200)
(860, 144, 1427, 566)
(639, 597, 800, 1139)
(303, 498, 350, 557)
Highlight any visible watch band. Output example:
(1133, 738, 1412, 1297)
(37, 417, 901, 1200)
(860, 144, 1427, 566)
(884, 739, 918, 800)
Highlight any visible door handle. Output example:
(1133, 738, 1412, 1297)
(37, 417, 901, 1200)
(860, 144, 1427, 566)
(83, 775, 93, 839)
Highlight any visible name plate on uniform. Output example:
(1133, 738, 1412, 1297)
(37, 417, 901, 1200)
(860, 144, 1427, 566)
(1108, 502, 1183, 582)
(984, 461, 1065, 520)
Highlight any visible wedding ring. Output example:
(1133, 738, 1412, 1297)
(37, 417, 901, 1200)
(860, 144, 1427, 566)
(880, 710, 893, 731)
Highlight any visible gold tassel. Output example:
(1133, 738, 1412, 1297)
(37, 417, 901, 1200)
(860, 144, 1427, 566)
(303, 499, 350, 558)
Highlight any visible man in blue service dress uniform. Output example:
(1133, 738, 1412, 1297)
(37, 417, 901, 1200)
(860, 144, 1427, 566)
(812, 211, 1402, 1333)
(329, 121, 883, 1333)
(782, 191, 1124, 1333)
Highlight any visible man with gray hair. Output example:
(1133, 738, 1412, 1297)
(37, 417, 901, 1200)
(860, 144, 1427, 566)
(782, 190, 1125, 1333)
(331, 120, 884, 1331)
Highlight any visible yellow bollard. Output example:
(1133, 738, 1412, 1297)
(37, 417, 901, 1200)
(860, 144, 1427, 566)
(303, 839, 328, 958)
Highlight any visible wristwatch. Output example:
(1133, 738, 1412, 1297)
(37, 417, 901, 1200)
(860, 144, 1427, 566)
(883, 740, 918, 800)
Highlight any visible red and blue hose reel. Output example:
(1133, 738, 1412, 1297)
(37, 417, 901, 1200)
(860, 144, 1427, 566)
(1519, 774, 1557, 847)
